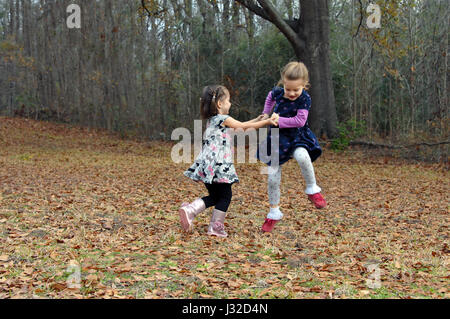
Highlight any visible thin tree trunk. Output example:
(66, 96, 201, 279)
(351, 0, 356, 123)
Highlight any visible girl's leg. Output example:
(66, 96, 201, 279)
(214, 183, 232, 212)
(207, 183, 232, 238)
(202, 183, 220, 208)
(179, 183, 215, 232)
(293, 147, 321, 195)
(293, 147, 326, 208)
(262, 166, 283, 232)
(267, 166, 283, 220)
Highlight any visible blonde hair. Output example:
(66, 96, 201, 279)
(277, 61, 310, 89)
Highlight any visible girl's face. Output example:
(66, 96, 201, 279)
(217, 91, 231, 115)
(283, 78, 305, 101)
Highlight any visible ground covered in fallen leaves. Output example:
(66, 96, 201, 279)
(0, 116, 448, 299)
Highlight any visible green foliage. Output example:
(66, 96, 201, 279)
(0, 39, 19, 52)
(331, 119, 367, 151)
(15, 93, 37, 109)
(224, 27, 294, 117)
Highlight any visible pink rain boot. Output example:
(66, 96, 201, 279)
(207, 209, 228, 238)
(179, 199, 206, 232)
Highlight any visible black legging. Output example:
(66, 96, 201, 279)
(201, 182, 232, 212)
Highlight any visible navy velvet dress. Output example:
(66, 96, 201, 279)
(256, 87, 322, 166)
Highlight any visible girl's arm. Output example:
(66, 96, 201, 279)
(223, 115, 277, 130)
(277, 94, 311, 128)
(262, 91, 276, 115)
(246, 114, 267, 123)
(278, 109, 308, 128)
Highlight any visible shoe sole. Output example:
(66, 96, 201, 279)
(261, 225, 273, 232)
(308, 198, 327, 209)
(207, 231, 227, 238)
(261, 220, 279, 233)
(178, 207, 192, 232)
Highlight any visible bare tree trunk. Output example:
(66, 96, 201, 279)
(244, 9, 255, 111)
(231, 1, 240, 44)
(408, 3, 416, 136)
(299, 0, 337, 138)
(129, 0, 138, 130)
(351, 0, 357, 123)
(9, 0, 15, 36)
(440, 7, 448, 141)
(15, 0, 20, 38)
(103, 0, 113, 131)
(22, 0, 32, 56)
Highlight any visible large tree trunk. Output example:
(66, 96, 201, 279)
(299, 0, 337, 138)
(236, 0, 338, 138)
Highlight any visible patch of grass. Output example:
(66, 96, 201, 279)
(4, 266, 23, 279)
(195, 262, 211, 270)
(159, 260, 178, 268)
(16, 153, 34, 161)
(101, 271, 119, 283)
(369, 287, 408, 299)
(301, 279, 323, 288)
(334, 284, 359, 298)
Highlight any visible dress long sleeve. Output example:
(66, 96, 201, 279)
(262, 91, 276, 114)
(278, 109, 309, 128)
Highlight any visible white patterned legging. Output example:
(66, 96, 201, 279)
(268, 147, 321, 206)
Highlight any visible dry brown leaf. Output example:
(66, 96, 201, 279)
(51, 282, 67, 291)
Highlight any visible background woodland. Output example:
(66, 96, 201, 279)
(0, 0, 448, 160)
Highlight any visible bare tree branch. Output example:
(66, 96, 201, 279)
(235, 0, 306, 52)
(353, 0, 364, 39)
(235, 0, 271, 21)
(257, 0, 305, 47)
(141, 0, 167, 18)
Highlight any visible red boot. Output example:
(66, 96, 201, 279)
(308, 193, 327, 209)
(261, 218, 280, 233)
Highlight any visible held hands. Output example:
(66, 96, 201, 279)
(269, 113, 279, 126)
(255, 114, 268, 122)
(256, 113, 279, 126)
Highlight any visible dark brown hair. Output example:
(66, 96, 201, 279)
(200, 85, 229, 120)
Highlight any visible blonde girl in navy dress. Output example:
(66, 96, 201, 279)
(257, 62, 327, 233)
(180, 85, 278, 237)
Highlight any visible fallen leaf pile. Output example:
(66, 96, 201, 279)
(0, 117, 448, 299)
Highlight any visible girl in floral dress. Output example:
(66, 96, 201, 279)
(180, 85, 277, 237)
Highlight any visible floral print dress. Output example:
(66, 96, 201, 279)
(184, 114, 239, 184)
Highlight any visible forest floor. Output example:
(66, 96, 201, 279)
(0, 116, 448, 299)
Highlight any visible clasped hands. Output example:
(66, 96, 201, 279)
(256, 113, 279, 126)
